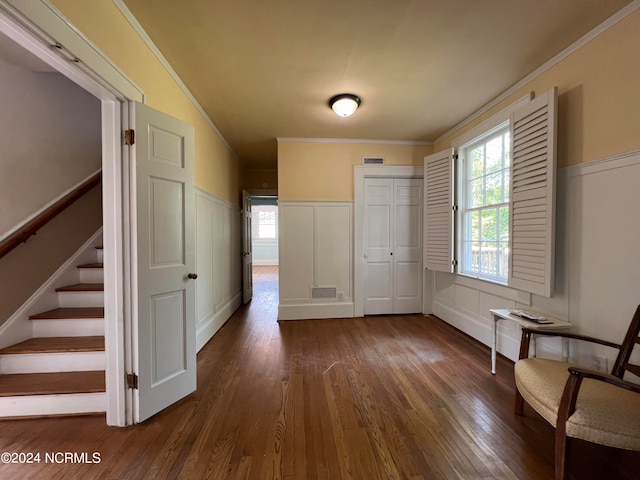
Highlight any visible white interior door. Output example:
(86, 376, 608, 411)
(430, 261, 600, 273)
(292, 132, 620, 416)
(364, 177, 423, 315)
(393, 179, 423, 313)
(364, 178, 394, 314)
(132, 101, 196, 423)
(242, 190, 253, 304)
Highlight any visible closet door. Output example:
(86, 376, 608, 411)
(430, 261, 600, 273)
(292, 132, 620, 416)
(364, 178, 394, 314)
(393, 179, 423, 313)
(364, 178, 423, 315)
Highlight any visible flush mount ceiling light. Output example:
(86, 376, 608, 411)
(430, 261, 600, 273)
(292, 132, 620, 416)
(328, 93, 361, 117)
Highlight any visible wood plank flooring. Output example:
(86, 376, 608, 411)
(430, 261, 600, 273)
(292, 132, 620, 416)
(0, 371, 105, 396)
(0, 336, 104, 354)
(0, 265, 637, 479)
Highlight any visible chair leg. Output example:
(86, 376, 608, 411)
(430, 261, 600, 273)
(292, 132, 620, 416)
(555, 429, 570, 480)
(514, 389, 524, 415)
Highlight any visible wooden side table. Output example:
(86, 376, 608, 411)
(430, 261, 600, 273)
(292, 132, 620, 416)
(488, 308, 572, 374)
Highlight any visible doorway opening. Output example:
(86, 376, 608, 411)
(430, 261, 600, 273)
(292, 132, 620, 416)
(250, 196, 279, 305)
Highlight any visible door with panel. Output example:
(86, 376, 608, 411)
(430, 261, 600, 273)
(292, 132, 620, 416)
(131, 102, 196, 423)
(242, 190, 253, 304)
(364, 177, 423, 315)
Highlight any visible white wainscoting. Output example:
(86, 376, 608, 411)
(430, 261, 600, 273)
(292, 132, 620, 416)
(278, 202, 354, 320)
(430, 150, 640, 366)
(195, 188, 242, 351)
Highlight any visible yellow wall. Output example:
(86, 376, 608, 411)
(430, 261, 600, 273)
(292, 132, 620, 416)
(51, 0, 242, 205)
(278, 141, 433, 201)
(434, 9, 640, 168)
(243, 169, 278, 191)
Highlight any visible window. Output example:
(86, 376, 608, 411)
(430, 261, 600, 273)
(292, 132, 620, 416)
(253, 205, 278, 239)
(460, 125, 510, 283)
(424, 87, 557, 297)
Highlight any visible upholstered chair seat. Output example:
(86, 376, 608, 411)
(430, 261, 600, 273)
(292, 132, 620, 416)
(515, 358, 640, 450)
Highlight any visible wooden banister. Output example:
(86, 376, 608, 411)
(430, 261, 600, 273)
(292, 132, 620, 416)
(0, 171, 101, 260)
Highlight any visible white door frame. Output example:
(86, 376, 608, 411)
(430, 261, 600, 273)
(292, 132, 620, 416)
(0, 0, 144, 426)
(354, 166, 423, 317)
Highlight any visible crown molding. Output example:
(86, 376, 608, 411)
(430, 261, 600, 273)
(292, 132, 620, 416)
(112, 0, 241, 164)
(277, 137, 432, 146)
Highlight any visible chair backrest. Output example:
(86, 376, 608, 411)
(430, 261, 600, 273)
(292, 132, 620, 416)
(611, 304, 640, 379)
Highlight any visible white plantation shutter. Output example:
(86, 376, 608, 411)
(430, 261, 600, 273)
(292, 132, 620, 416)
(424, 149, 454, 272)
(508, 87, 557, 296)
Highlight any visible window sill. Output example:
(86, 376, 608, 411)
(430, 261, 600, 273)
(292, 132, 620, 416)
(454, 273, 531, 305)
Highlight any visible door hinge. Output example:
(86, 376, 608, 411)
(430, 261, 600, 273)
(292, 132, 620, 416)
(126, 373, 138, 389)
(452, 260, 458, 266)
(452, 154, 459, 161)
(452, 205, 458, 212)
(124, 129, 135, 146)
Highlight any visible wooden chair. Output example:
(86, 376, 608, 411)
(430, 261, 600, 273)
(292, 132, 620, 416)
(514, 304, 640, 480)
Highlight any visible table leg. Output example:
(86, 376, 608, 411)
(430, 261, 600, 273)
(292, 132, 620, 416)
(532, 335, 537, 358)
(562, 338, 569, 362)
(491, 315, 498, 374)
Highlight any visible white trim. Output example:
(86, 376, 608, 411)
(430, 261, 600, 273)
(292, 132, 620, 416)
(451, 93, 532, 149)
(277, 137, 432, 146)
(434, 0, 640, 145)
(0, 228, 103, 350)
(0, 351, 105, 374)
(112, 0, 240, 164)
(0, 168, 101, 243)
(194, 186, 243, 350)
(564, 148, 640, 178)
(196, 292, 242, 351)
(2, 0, 142, 102)
(100, 100, 126, 427)
(353, 165, 423, 317)
(454, 275, 531, 305)
(252, 259, 279, 266)
(278, 302, 355, 321)
(0, 392, 106, 418)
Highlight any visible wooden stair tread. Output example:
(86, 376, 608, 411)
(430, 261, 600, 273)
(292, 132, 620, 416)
(0, 371, 105, 397)
(77, 263, 103, 269)
(29, 307, 104, 320)
(55, 283, 104, 292)
(0, 336, 104, 355)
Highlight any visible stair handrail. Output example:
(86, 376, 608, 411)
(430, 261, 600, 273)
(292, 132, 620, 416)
(0, 171, 102, 260)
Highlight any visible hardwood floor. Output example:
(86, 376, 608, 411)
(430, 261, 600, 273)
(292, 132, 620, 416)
(0, 265, 637, 479)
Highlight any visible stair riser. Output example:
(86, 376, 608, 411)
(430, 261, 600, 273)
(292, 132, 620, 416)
(0, 352, 105, 374)
(32, 319, 104, 337)
(57, 291, 104, 308)
(0, 392, 106, 418)
(96, 249, 103, 263)
(79, 269, 104, 284)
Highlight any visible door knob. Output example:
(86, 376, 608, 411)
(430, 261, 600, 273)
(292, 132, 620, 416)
(188, 273, 198, 279)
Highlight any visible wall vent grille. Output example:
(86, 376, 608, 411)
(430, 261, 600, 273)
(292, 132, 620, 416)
(362, 156, 385, 165)
(311, 286, 338, 299)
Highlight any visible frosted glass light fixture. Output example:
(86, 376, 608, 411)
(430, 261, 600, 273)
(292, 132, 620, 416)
(329, 93, 361, 117)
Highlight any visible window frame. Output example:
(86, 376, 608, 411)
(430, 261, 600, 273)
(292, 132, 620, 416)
(252, 204, 278, 240)
(424, 89, 556, 296)
(458, 122, 511, 284)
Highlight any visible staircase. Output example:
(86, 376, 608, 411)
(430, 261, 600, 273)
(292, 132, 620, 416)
(0, 245, 106, 418)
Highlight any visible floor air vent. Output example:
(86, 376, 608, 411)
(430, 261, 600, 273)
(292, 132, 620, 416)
(362, 156, 385, 165)
(311, 286, 338, 299)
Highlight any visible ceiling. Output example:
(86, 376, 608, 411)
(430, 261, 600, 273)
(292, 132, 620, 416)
(123, 0, 632, 170)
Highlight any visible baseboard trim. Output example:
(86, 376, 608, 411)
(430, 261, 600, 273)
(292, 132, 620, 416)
(433, 300, 564, 362)
(196, 292, 242, 352)
(278, 302, 355, 321)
